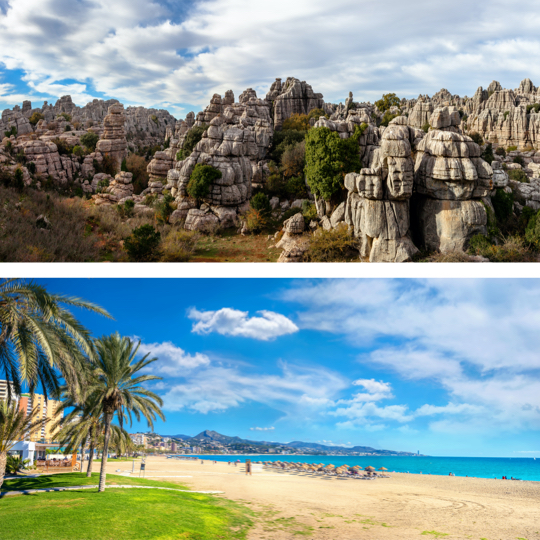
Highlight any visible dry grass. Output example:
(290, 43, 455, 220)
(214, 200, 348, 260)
(430, 250, 475, 262)
(160, 229, 201, 262)
(305, 223, 359, 262)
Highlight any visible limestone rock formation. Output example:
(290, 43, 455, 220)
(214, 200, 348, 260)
(92, 171, 134, 205)
(96, 104, 127, 173)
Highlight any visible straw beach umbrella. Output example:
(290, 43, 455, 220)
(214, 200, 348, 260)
(379, 467, 388, 471)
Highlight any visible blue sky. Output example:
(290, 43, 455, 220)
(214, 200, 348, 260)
(29, 278, 540, 459)
(2, 1, 540, 116)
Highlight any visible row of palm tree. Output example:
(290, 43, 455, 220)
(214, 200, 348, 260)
(0, 279, 165, 492)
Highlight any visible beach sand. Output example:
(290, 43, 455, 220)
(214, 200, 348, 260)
(106, 457, 540, 540)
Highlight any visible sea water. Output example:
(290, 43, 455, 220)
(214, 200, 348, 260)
(184, 455, 540, 481)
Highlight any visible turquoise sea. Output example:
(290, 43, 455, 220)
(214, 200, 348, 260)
(188, 454, 540, 481)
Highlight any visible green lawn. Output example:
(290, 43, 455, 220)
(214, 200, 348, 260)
(0, 474, 253, 540)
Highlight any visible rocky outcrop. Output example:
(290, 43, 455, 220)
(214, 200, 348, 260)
(412, 120, 491, 252)
(95, 104, 128, 173)
(267, 78, 324, 130)
(344, 121, 419, 262)
(276, 213, 309, 262)
(92, 171, 134, 205)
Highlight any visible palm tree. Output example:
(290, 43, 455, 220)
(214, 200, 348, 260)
(0, 400, 44, 489)
(0, 279, 112, 400)
(88, 333, 164, 492)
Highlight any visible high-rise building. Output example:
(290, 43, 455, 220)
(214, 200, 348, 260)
(0, 380, 63, 442)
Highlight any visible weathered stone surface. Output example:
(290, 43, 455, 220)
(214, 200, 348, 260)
(96, 103, 127, 173)
(184, 208, 220, 232)
(412, 197, 487, 252)
(283, 212, 305, 234)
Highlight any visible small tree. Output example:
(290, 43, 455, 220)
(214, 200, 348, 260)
(124, 224, 161, 262)
(177, 124, 208, 160)
(375, 93, 401, 112)
(304, 125, 364, 201)
(482, 143, 494, 164)
(250, 192, 271, 214)
(13, 168, 24, 191)
(187, 164, 222, 202)
(281, 140, 306, 178)
(282, 114, 310, 131)
(29, 112, 44, 126)
(80, 132, 99, 152)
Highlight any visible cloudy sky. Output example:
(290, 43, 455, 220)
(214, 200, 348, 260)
(37, 278, 540, 458)
(1, 1, 540, 117)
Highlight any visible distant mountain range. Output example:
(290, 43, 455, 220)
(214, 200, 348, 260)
(160, 430, 418, 456)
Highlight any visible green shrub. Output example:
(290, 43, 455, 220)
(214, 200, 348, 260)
(144, 194, 157, 206)
(491, 188, 514, 223)
(186, 164, 222, 201)
(121, 157, 128, 171)
(508, 169, 529, 183)
(482, 143, 494, 164)
(4, 126, 17, 138)
(124, 224, 161, 262)
(179, 124, 208, 159)
(251, 192, 272, 215)
(469, 132, 484, 145)
(270, 129, 307, 164)
(469, 234, 532, 261)
(59, 113, 72, 122)
(16, 150, 26, 164)
(80, 132, 99, 152)
(495, 146, 506, 157)
(307, 108, 327, 122)
(525, 209, 540, 248)
(64, 125, 72, 132)
(507, 145, 518, 152)
(513, 155, 525, 167)
(0, 168, 14, 187)
(5, 140, 12, 154)
(304, 125, 363, 200)
(97, 178, 109, 192)
(504, 111, 510, 121)
(526, 103, 540, 114)
(306, 223, 358, 262)
(13, 168, 24, 191)
(26, 162, 36, 174)
(116, 199, 135, 218)
(51, 137, 73, 156)
(29, 112, 44, 126)
(155, 193, 175, 224)
(380, 111, 399, 127)
(302, 200, 318, 222)
(375, 93, 400, 113)
(160, 229, 200, 262)
(421, 122, 430, 133)
(286, 176, 308, 198)
(151, 114, 159, 125)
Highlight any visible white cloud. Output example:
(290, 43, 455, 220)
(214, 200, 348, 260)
(189, 307, 298, 340)
(284, 279, 540, 432)
(161, 361, 347, 414)
(137, 340, 210, 376)
(250, 427, 275, 431)
(2, 0, 540, 111)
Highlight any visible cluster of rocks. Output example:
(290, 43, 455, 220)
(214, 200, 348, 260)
(95, 104, 128, 172)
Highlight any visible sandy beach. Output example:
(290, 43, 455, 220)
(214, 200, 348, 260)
(106, 457, 540, 540)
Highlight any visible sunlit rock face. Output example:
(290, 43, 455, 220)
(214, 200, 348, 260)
(96, 104, 128, 173)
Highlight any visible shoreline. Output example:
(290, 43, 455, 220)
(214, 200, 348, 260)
(162, 454, 540, 482)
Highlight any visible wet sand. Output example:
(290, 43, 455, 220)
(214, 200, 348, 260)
(106, 457, 540, 540)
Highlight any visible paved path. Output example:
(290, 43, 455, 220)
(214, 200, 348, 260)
(0, 485, 224, 498)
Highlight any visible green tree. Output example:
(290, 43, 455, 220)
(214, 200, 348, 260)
(29, 112, 44, 126)
(88, 333, 164, 492)
(0, 279, 112, 400)
(80, 132, 99, 152)
(282, 114, 310, 131)
(304, 125, 365, 200)
(187, 164, 222, 202)
(124, 224, 161, 262)
(375, 93, 401, 112)
(0, 401, 43, 488)
(177, 124, 208, 160)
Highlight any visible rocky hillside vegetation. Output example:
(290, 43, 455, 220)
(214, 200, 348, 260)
(2, 77, 540, 262)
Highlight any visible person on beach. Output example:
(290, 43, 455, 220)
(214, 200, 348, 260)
(246, 460, 252, 476)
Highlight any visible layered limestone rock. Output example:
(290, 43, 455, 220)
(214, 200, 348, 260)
(412, 124, 491, 252)
(19, 139, 79, 183)
(147, 151, 173, 183)
(96, 104, 127, 172)
(276, 213, 309, 262)
(92, 171, 134, 205)
(267, 78, 324, 130)
(408, 100, 434, 129)
(344, 121, 419, 262)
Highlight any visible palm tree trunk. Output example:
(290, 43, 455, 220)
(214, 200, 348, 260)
(87, 431, 95, 477)
(0, 451, 7, 490)
(98, 413, 112, 492)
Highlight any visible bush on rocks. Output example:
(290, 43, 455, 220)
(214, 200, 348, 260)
(495, 147, 506, 158)
(187, 164, 222, 202)
(281, 140, 305, 179)
(29, 112, 44, 126)
(375, 93, 400, 112)
(286, 176, 308, 198)
(508, 169, 529, 183)
(177, 124, 208, 160)
(305, 223, 358, 262)
(305, 126, 363, 201)
(491, 188, 514, 223)
(282, 114, 310, 131)
(525, 209, 540, 248)
(80, 132, 99, 152)
(124, 224, 161, 262)
(155, 193, 175, 224)
(250, 192, 272, 214)
(469, 132, 484, 145)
